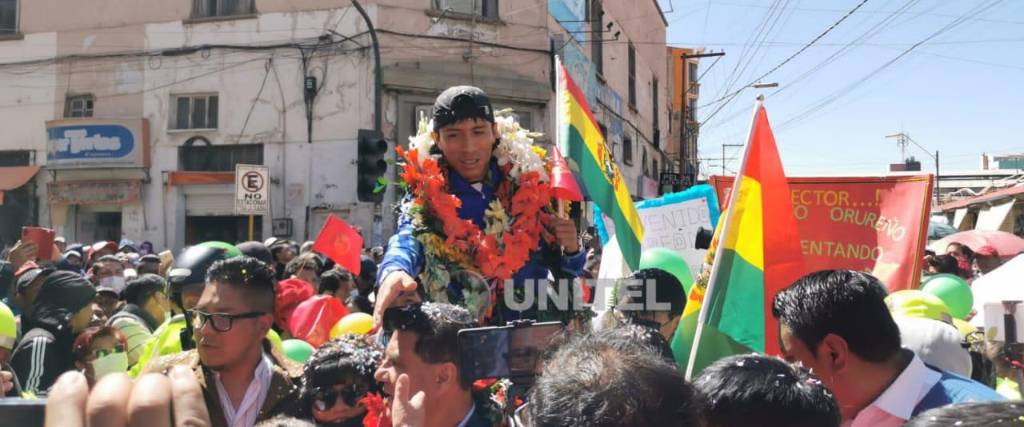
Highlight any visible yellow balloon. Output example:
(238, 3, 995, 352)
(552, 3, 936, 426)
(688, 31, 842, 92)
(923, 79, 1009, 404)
(330, 313, 374, 338)
(266, 328, 284, 353)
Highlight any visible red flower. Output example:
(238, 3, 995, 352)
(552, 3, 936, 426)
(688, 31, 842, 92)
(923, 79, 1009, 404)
(360, 393, 389, 427)
(397, 146, 554, 281)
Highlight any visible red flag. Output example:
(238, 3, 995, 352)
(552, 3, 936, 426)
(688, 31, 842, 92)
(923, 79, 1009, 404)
(312, 215, 364, 276)
(550, 146, 583, 201)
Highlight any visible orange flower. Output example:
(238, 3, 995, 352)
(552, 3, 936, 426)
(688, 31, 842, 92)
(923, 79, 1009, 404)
(398, 142, 551, 282)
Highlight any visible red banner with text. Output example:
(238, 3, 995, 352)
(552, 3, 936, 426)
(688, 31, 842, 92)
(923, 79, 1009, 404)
(711, 175, 933, 291)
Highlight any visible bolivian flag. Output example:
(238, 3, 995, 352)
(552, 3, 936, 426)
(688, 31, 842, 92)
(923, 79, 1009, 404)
(681, 102, 805, 378)
(556, 58, 644, 270)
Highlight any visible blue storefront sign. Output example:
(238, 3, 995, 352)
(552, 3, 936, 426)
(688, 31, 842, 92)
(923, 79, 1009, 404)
(45, 119, 149, 168)
(549, 0, 587, 43)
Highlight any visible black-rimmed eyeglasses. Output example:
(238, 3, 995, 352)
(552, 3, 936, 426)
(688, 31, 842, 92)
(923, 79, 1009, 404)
(189, 309, 266, 332)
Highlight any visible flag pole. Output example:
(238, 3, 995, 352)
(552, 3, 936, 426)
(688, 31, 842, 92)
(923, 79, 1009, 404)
(554, 56, 569, 219)
(684, 97, 765, 380)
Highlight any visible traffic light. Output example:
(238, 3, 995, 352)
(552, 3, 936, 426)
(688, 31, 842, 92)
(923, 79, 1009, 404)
(357, 129, 388, 203)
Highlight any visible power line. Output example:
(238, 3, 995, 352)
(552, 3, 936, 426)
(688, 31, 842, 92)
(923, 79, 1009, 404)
(699, 0, 926, 134)
(709, 1, 1024, 25)
(701, 0, 872, 110)
(713, 0, 786, 103)
(778, 0, 1007, 131)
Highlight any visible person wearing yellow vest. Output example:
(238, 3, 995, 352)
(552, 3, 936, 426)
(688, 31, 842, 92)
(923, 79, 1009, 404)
(130, 243, 283, 376)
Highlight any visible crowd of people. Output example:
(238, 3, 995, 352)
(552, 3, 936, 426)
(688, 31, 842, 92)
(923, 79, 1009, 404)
(0, 84, 1021, 427)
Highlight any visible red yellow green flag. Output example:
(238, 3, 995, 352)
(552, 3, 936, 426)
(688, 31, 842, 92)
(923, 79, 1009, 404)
(556, 58, 644, 270)
(681, 102, 805, 378)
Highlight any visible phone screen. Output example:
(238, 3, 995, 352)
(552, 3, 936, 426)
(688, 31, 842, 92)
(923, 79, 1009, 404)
(0, 399, 45, 427)
(982, 301, 1024, 343)
(458, 322, 563, 381)
(21, 227, 55, 261)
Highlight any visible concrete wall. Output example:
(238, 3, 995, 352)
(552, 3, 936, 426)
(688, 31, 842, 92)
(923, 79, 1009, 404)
(2, 0, 674, 249)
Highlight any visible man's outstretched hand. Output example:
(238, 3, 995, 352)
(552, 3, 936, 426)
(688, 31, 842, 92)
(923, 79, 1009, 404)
(391, 373, 425, 427)
(545, 216, 580, 254)
(45, 366, 211, 427)
(6, 240, 38, 271)
(373, 270, 419, 328)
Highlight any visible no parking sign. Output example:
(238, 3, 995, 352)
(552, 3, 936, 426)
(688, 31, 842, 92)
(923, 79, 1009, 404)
(235, 164, 270, 215)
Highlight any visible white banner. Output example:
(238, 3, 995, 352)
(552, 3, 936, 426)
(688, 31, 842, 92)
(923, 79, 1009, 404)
(601, 197, 713, 277)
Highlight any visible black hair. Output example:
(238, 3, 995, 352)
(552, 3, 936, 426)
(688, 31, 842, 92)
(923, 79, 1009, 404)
(905, 401, 1024, 427)
(614, 268, 687, 317)
(123, 274, 166, 306)
(382, 302, 475, 389)
(284, 253, 322, 278)
(297, 335, 383, 419)
(772, 270, 900, 363)
(693, 354, 841, 427)
(206, 256, 276, 314)
(608, 323, 675, 362)
(254, 416, 316, 427)
(319, 268, 356, 295)
(927, 254, 961, 275)
(946, 242, 975, 261)
(346, 294, 373, 315)
(528, 326, 700, 427)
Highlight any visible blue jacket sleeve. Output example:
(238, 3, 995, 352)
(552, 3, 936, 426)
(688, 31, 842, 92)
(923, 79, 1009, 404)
(377, 197, 424, 288)
(560, 247, 586, 277)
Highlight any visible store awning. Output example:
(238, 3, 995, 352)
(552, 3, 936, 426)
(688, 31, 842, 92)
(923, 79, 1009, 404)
(167, 171, 234, 186)
(939, 185, 1024, 211)
(975, 199, 1016, 232)
(0, 166, 41, 206)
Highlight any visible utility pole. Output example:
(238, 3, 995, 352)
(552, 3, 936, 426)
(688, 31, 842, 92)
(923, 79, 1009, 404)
(351, 0, 381, 133)
(680, 51, 725, 183)
(887, 132, 940, 205)
(722, 143, 744, 176)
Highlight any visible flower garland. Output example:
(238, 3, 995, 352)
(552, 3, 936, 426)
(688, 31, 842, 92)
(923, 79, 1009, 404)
(397, 111, 554, 302)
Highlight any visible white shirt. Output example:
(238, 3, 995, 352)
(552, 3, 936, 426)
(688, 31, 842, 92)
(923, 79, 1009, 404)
(456, 403, 477, 427)
(844, 353, 942, 427)
(213, 353, 274, 427)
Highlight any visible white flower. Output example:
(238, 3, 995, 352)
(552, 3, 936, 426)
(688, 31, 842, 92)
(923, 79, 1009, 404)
(408, 110, 549, 181)
(408, 115, 438, 165)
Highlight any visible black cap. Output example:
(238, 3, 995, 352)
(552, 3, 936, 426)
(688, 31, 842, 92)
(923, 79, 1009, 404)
(17, 268, 54, 293)
(432, 85, 495, 131)
(167, 246, 229, 293)
(124, 274, 167, 305)
(36, 270, 96, 314)
(138, 254, 161, 264)
(236, 241, 274, 265)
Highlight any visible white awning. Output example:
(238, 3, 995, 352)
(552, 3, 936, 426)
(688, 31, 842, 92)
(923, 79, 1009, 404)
(953, 208, 969, 230)
(974, 200, 1016, 231)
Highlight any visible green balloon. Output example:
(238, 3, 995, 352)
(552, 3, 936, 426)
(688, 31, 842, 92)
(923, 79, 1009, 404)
(639, 248, 694, 295)
(921, 274, 973, 320)
(197, 241, 243, 259)
(282, 339, 315, 363)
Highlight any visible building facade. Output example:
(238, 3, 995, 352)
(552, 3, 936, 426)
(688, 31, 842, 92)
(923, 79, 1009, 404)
(668, 46, 701, 190)
(0, 0, 671, 251)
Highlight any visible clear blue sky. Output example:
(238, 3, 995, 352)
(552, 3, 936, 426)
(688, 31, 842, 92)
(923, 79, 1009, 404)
(658, 0, 1024, 176)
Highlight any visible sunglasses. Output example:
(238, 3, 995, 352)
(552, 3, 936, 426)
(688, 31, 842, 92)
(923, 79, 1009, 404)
(313, 383, 370, 410)
(611, 308, 666, 331)
(189, 309, 266, 332)
(94, 344, 125, 359)
(379, 303, 430, 343)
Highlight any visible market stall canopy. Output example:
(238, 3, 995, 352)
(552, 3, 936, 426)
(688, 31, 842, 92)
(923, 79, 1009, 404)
(0, 166, 41, 206)
(970, 254, 1024, 327)
(929, 230, 1024, 260)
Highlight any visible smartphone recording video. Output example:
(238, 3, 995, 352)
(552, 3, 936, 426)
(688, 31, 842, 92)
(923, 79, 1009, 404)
(983, 301, 1024, 343)
(458, 321, 563, 381)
